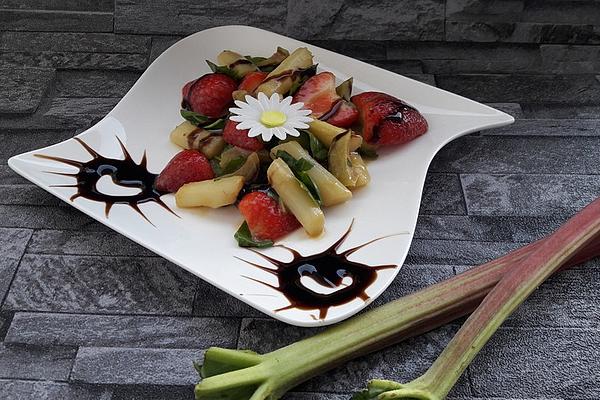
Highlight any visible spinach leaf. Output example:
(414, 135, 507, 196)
(275, 150, 321, 204)
(307, 131, 327, 161)
(234, 221, 273, 248)
(181, 109, 212, 126)
(206, 60, 240, 80)
(221, 156, 246, 175)
(204, 118, 226, 130)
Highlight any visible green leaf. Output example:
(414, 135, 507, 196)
(245, 55, 266, 65)
(206, 60, 240, 80)
(308, 131, 328, 161)
(275, 150, 321, 204)
(234, 221, 273, 248)
(336, 77, 353, 101)
(221, 156, 246, 175)
(210, 159, 223, 176)
(180, 109, 211, 126)
(204, 118, 226, 130)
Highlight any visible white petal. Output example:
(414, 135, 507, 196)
(296, 109, 313, 116)
(269, 93, 282, 108)
(246, 95, 263, 111)
(271, 127, 285, 140)
(233, 100, 251, 109)
(229, 115, 246, 122)
(280, 96, 293, 108)
(285, 128, 301, 137)
(237, 120, 258, 130)
(247, 125, 263, 138)
(261, 129, 273, 141)
(288, 121, 309, 130)
(256, 92, 270, 111)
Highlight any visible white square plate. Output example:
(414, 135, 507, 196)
(9, 25, 514, 327)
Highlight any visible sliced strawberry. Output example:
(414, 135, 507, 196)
(155, 150, 214, 193)
(182, 73, 237, 118)
(351, 91, 428, 146)
(222, 119, 264, 151)
(238, 191, 300, 241)
(292, 71, 341, 118)
(326, 100, 359, 128)
(238, 71, 268, 93)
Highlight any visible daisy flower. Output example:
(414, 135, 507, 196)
(229, 92, 313, 142)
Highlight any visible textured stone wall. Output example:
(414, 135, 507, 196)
(0, 1, 599, 400)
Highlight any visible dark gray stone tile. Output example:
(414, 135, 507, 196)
(309, 40, 388, 61)
(0, 67, 54, 114)
(483, 118, 600, 136)
(0, 52, 148, 71)
(0, 166, 30, 185)
(3, 255, 196, 315)
(42, 97, 120, 126)
(0, 32, 149, 53)
(415, 215, 562, 242)
(0, 228, 32, 307)
(71, 347, 204, 385)
(446, 0, 524, 16)
(111, 385, 193, 400)
(287, 0, 444, 41)
(446, 20, 600, 44)
(387, 42, 541, 74)
(54, 70, 141, 98)
(431, 136, 600, 174)
(0, 9, 113, 32)
(149, 36, 183, 63)
(0, 129, 75, 163)
(238, 320, 470, 396)
(407, 239, 523, 265)
(0, 205, 96, 229)
(0, 379, 111, 400)
(404, 73, 436, 86)
(27, 229, 153, 256)
(540, 44, 600, 74)
(484, 102, 523, 118)
(461, 174, 600, 216)
(0, 343, 76, 381)
(470, 327, 600, 398)
(0, 185, 59, 206)
(435, 74, 600, 103)
(370, 60, 425, 74)
(115, 0, 287, 35)
(420, 173, 466, 215)
(0, 0, 114, 11)
(5, 312, 238, 348)
(521, 103, 600, 119)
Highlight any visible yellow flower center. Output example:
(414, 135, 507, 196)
(260, 110, 287, 128)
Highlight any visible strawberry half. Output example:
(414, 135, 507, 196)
(238, 71, 268, 93)
(222, 119, 264, 151)
(182, 73, 237, 118)
(326, 100, 359, 128)
(155, 150, 214, 193)
(238, 191, 300, 241)
(292, 71, 341, 118)
(351, 91, 428, 146)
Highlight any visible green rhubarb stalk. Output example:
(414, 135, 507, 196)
(357, 197, 600, 400)
(195, 216, 600, 400)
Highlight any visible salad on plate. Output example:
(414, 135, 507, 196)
(156, 46, 429, 247)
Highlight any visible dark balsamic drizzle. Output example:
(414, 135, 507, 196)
(237, 221, 402, 319)
(35, 137, 176, 225)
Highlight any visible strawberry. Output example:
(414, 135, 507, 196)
(155, 150, 214, 193)
(351, 91, 428, 146)
(182, 73, 237, 118)
(238, 191, 300, 241)
(238, 71, 268, 93)
(222, 119, 264, 151)
(292, 71, 341, 118)
(326, 100, 359, 128)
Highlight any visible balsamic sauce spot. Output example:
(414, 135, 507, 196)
(36, 137, 177, 225)
(237, 220, 404, 319)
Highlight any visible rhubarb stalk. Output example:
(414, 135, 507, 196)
(356, 197, 600, 400)
(195, 207, 600, 400)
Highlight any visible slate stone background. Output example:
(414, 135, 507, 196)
(0, 0, 599, 399)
